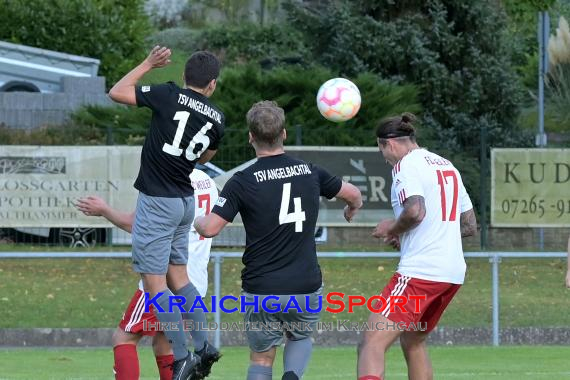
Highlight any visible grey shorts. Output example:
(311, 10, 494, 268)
(131, 192, 194, 275)
(242, 286, 323, 352)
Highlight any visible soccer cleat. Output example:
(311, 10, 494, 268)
(195, 342, 222, 378)
(172, 351, 200, 380)
(282, 371, 299, 380)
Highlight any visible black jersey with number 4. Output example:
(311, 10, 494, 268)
(134, 81, 225, 197)
(212, 153, 342, 294)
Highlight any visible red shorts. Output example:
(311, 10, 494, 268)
(118, 289, 160, 336)
(374, 272, 460, 333)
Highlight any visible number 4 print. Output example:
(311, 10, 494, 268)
(436, 170, 459, 221)
(279, 183, 306, 232)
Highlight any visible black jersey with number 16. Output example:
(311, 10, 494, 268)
(212, 154, 342, 294)
(134, 82, 225, 197)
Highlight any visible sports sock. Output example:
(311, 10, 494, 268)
(113, 344, 139, 380)
(358, 376, 382, 380)
(155, 354, 174, 380)
(154, 289, 189, 360)
(176, 282, 208, 350)
(283, 338, 313, 378)
(247, 364, 273, 380)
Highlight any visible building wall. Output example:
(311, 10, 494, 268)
(0, 77, 111, 130)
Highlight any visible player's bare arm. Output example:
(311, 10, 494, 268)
(108, 46, 172, 106)
(460, 208, 477, 237)
(566, 235, 570, 288)
(335, 181, 363, 222)
(387, 195, 426, 236)
(75, 196, 135, 233)
(194, 213, 229, 238)
(197, 149, 217, 164)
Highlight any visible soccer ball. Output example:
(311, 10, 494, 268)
(316, 78, 361, 122)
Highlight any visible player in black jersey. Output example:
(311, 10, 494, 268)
(194, 101, 362, 380)
(109, 46, 224, 380)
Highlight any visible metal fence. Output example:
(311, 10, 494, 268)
(1, 250, 565, 347)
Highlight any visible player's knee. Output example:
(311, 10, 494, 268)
(357, 330, 374, 353)
(112, 328, 138, 347)
(399, 332, 427, 351)
(152, 333, 172, 356)
(251, 351, 275, 367)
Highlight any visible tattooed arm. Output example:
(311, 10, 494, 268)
(388, 195, 426, 236)
(373, 195, 425, 242)
(460, 208, 477, 237)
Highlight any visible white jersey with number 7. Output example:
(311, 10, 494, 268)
(137, 168, 218, 296)
(391, 149, 473, 284)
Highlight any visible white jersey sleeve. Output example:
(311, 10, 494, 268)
(459, 178, 473, 213)
(392, 160, 424, 207)
(138, 169, 218, 296)
(392, 149, 472, 284)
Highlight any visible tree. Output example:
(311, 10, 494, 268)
(284, 0, 532, 156)
(0, 0, 151, 86)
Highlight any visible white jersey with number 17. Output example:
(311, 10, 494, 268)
(137, 168, 218, 296)
(391, 149, 473, 284)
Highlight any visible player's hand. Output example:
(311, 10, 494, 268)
(144, 45, 172, 69)
(372, 219, 395, 239)
(566, 271, 570, 288)
(384, 235, 400, 250)
(75, 196, 109, 217)
(343, 205, 359, 223)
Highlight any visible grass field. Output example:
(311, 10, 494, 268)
(0, 346, 569, 379)
(0, 256, 568, 328)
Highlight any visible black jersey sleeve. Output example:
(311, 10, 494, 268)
(313, 164, 342, 199)
(211, 175, 242, 222)
(135, 82, 174, 111)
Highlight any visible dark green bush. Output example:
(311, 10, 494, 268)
(0, 0, 151, 86)
(0, 124, 105, 145)
(196, 23, 307, 64)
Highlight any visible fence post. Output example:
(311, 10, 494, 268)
(106, 125, 114, 145)
(295, 124, 302, 146)
(490, 253, 501, 346)
(213, 254, 223, 348)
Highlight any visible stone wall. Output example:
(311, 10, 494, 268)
(0, 77, 111, 129)
(2, 327, 569, 347)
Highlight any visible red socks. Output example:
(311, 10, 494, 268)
(113, 344, 139, 380)
(358, 377, 382, 380)
(156, 354, 174, 380)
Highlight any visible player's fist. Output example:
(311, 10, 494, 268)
(566, 271, 570, 288)
(372, 219, 395, 239)
(343, 205, 359, 223)
(145, 45, 172, 68)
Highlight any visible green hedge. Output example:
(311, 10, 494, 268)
(0, 0, 151, 86)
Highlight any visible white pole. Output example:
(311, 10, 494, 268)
(537, 11, 549, 250)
